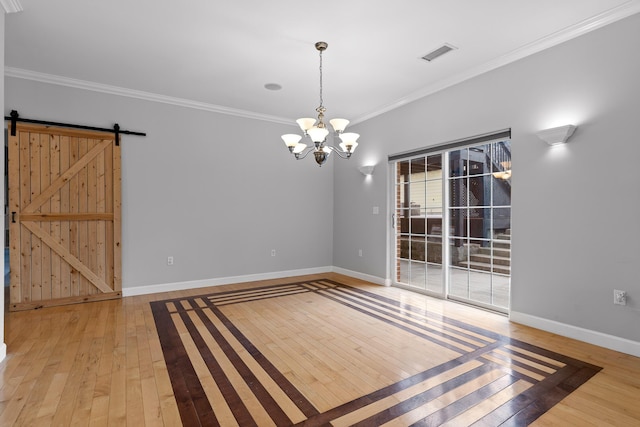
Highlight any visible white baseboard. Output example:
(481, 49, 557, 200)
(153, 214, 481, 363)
(122, 266, 333, 297)
(0, 343, 6, 363)
(331, 267, 387, 286)
(510, 311, 640, 358)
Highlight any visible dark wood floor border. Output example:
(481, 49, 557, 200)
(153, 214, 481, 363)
(481, 349, 555, 379)
(347, 363, 502, 427)
(325, 281, 603, 373)
(315, 288, 472, 354)
(150, 300, 219, 426)
(504, 339, 602, 372)
(209, 286, 311, 306)
(412, 374, 517, 427)
(180, 299, 264, 426)
(294, 346, 504, 426)
(331, 285, 497, 347)
(152, 278, 603, 426)
(332, 280, 506, 341)
(476, 362, 601, 426)
(318, 286, 486, 351)
(498, 346, 566, 371)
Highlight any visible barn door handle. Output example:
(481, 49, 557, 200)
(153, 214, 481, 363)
(11, 212, 16, 223)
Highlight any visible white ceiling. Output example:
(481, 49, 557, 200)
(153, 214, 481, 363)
(5, 0, 640, 125)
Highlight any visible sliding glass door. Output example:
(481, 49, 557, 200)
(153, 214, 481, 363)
(392, 137, 511, 312)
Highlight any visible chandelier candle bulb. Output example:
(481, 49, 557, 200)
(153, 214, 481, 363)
(280, 41, 362, 166)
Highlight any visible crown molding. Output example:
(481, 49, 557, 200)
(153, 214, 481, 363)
(352, 0, 640, 125)
(1, 0, 23, 13)
(4, 66, 293, 126)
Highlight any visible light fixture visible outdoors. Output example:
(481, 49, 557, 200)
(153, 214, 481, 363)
(492, 161, 511, 180)
(281, 41, 359, 167)
(358, 165, 375, 176)
(536, 124, 576, 145)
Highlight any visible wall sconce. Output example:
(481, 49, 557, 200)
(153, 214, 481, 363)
(358, 165, 375, 176)
(536, 125, 576, 145)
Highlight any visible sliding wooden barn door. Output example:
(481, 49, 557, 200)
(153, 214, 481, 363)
(7, 123, 122, 311)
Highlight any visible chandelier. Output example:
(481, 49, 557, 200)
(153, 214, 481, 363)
(281, 41, 360, 166)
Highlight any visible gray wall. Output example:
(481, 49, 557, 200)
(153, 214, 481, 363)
(333, 13, 640, 342)
(4, 80, 334, 289)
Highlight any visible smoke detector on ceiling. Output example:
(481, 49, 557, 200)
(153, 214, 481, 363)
(421, 43, 457, 62)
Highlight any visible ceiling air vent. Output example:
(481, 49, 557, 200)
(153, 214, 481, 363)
(421, 43, 457, 62)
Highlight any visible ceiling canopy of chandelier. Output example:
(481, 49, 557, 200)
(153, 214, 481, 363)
(281, 41, 360, 167)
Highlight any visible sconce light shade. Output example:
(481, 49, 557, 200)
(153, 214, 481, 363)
(536, 125, 576, 145)
(358, 165, 375, 176)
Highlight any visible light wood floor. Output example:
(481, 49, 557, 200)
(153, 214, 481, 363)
(0, 273, 638, 426)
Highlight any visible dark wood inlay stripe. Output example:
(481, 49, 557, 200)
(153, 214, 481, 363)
(480, 363, 600, 426)
(478, 356, 551, 384)
(206, 280, 311, 298)
(301, 281, 338, 291)
(499, 385, 570, 427)
(470, 391, 532, 427)
(558, 366, 603, 393)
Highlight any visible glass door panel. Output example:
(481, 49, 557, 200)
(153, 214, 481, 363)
(445, 141, 511, 312)
(394, 154, 444, 295)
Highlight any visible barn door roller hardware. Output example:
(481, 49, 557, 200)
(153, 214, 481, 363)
(5, 110, 146, 146)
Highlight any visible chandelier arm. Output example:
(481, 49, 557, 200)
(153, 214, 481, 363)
(293, 146, 316, 160)
(328, 146, 352, 159)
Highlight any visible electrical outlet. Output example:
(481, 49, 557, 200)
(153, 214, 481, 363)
(271, 249, 276, 257)
(358, 249, 363, 257)
(167, 256, 174, 266)
(613, 289, 627, 306)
